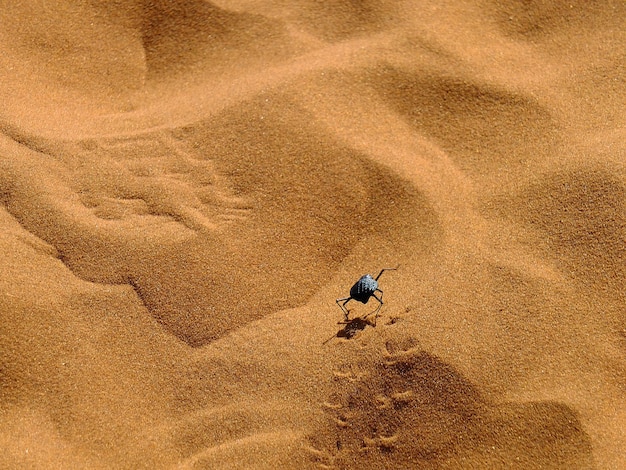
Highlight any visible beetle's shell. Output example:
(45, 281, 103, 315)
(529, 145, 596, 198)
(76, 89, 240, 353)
(350, 274, 378, 303)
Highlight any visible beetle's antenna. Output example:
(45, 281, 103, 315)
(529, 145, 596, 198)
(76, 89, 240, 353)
(375, 265, 399, 281)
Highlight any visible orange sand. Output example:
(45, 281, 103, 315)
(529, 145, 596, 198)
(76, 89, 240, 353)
(1, 1, 625, 468)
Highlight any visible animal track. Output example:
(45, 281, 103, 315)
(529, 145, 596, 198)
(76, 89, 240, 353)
(310, 338, 595, 469)
(76, 132, 252, 233)
(331, 364, 368, 383)
(361, 433, 398, 453)
(305, 444, 336, 469)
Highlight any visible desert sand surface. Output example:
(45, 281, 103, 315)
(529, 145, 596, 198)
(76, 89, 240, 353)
(0, 1, 625, 468)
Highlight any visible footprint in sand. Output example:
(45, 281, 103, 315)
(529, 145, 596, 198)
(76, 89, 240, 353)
(76, 132, 253, 233)
(309, 338, 595, 469)
(0, 127, 251, 249)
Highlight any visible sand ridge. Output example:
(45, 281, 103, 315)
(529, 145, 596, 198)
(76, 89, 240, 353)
(1, 1, 625, 468)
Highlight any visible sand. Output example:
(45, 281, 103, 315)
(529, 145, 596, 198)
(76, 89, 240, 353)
(0, 1, 624, 468)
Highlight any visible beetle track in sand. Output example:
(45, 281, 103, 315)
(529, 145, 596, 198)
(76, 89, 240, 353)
(77, 131, 253, 233)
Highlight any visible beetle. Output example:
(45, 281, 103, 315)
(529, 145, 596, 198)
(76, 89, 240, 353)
(336, 266, 398, 321)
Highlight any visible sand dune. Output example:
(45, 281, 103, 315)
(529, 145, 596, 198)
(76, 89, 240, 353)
(1, 1, 625, 468)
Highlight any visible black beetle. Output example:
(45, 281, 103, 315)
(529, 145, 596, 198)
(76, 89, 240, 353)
(336, 266, 398, 320)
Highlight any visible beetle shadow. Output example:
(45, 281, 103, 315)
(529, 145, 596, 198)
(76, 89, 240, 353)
(324, 314, 378, 344)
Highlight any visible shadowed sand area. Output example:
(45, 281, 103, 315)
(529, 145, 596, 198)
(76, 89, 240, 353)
(0, 1, 625, 468)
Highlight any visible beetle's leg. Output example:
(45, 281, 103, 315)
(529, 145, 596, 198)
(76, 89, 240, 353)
(336, 297, 352, 320)
(364, 291, 384, 320)
(375, 266, 399, 281)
